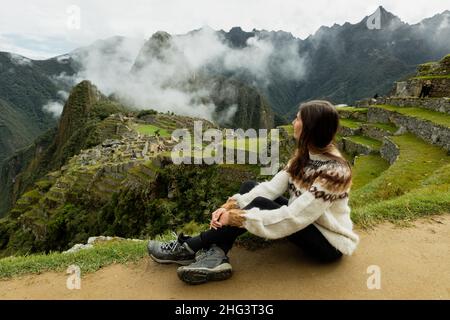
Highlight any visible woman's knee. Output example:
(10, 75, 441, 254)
(244, 196, 281, 210)
(239, 180, 258, 194)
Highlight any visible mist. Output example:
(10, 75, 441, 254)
(48, 27, 308, 123)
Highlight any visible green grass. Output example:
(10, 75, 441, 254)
(0, 222, 270, 279)
(345, 135, 382, 151)
(350, 133, 450, 226)
(370, 122, 397, 133)
(352, 184, 450, 227)
(155, 119, 177, 130)
(411, 75, 450, 80)
(135, 124, 171, 137)
(0, 240, 147, 279)
(374, 105, 450, 128)
(340, 118, 363, 129)
(419, 61, 437, 66)
(421, 163, 450, 186)
(351, 154, 390, 191)
(335, 106, 368, 113)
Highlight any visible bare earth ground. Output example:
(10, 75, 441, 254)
(1, 216, 449, 300)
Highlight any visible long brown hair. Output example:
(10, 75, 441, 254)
(286, 100, 351, 183)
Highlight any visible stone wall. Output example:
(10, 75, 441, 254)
(338, 126, 362, 136)
(375, 97, 450, 114)
(367, 107, 450, 152)
(337, 109, 367, 121)
(391, 78, 450, 98)
(341, 138, 373, 156)
(361, 124, 392, 140)
(380, 137, 400, 165)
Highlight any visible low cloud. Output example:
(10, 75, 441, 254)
(8, 53, 32, 66)
(43, 101, 64, 118)
(60, 27, 307, 124)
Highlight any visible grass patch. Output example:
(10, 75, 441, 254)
(350, 133, 450, 210)
(0, 240, 147, 279)
(411, 75, 450, 80)
(336, 106, 368, 113)
(340, 118, 363, 129)
(370, 122, 397, 133)
(346, 135, 382, 151)
(351, 154, 390, 191)
(374, 105, 450, 128)
(421, 163, 450, 186)
(0, 222, 278, 279)
(352, 184, 450, 227)
(135, 124, 171, 137)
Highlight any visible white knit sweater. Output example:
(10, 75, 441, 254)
(230, 152, 359, 255)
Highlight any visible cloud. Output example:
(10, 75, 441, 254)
(8, 53, 32, 66)
(43, 101, 64, 118)
(1, 1, 449, 59)
(64, 27, 308, 123)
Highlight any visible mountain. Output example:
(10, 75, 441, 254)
(131, 31, 275, 129)
(0, 81, 129, 217)
(129, 7, 450, 119)
(224, 6, 450, 118)
(0, 52, 77, 164)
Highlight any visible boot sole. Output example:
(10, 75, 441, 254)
(149, 254, 195, 266)
(177, 263, 233, 284)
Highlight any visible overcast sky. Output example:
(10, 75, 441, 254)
(0, 0, 449, 59)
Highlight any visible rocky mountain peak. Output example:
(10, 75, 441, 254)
(56, 80, 104, 147)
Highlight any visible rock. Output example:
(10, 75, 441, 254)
(63, 243, 93, 254)
(87, 235, 115, 244)
(394, 125, 407, 136)
(64, 236, 143, 254)
(102, 139, 122, 148)
(342, 138, 373, 156)
(380, 137, 400, 164)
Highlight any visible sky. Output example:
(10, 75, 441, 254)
(0, 0, 449, 59)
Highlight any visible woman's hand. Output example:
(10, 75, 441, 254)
(220, 197, 239, 210)
(210, 207, 227, 230)
(211, 208, 246, 229)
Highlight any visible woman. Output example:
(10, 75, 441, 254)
(148, 100, 359, 285)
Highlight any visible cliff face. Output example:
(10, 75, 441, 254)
(131, 31, 173, 72)
(131, 32, 275, 130)
(55, 81, 104, 150)
(194, 76, 275, 130)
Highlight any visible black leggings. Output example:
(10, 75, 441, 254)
(185, 180, 343, 263)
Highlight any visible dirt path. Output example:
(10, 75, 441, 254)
(1, 216, 449, 299)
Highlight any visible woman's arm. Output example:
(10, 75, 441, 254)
(226, 163, 352, 239)
(229, 169, 290, 209)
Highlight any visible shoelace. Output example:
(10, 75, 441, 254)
(161, 240, 180, 251)
(196, 247, 217, 260)
(195, 248, 208, 260)
(161, 231, 181, 252)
